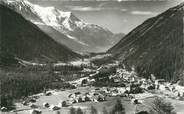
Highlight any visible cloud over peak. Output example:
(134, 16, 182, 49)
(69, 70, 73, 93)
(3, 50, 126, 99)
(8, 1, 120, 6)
(131, 11, 158, 15)
(66, 5, 127, 12)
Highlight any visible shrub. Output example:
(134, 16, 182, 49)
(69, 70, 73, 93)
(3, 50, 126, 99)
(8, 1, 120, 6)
(70, 107, 76, 114)
(103, 107, 108, 114)
(76, 108, 84, 114)
(149, 97, 176, 114)
(110, 99, 125, 114)
(90, 106, 98, 114)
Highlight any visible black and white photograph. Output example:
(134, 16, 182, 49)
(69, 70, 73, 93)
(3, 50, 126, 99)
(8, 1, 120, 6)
(0, 0, 184, 114)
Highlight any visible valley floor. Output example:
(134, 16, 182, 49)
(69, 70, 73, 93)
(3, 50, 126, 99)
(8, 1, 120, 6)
(2, 86, 184, 114)
(1, 58, 184, 114)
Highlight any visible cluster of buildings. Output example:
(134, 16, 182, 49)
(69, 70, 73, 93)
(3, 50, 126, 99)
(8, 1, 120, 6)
(28, 89, 106, 114)
(90, 66, 184, 100)
(67, 90, 106, 104)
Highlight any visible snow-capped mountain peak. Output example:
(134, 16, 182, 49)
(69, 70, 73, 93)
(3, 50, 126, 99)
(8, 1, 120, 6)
(3, 0, 124, 53)
(4, 0, 78, 28)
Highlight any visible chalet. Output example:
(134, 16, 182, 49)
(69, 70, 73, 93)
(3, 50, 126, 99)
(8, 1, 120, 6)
(29, 104, 38, 109)
(43, 102, 50, 108)
(49, 105, 60, 111)
(30, 109, 42, 114)
(1, 107, 7, 112)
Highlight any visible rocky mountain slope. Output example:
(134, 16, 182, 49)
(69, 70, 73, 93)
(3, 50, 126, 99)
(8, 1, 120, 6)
(0, 4, 80, 65)
(108, 3, 184, 80)
(2, 0, 123, 53)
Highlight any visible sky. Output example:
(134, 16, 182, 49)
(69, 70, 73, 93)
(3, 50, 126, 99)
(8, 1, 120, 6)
(29, 0, 183, 34)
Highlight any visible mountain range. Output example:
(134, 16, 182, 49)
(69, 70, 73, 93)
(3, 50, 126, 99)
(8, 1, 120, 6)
(0, 3, 80, 65)
(2, 0, 124, 53)
(108, 3, 184, 80)
(1, 0, 184, 82)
